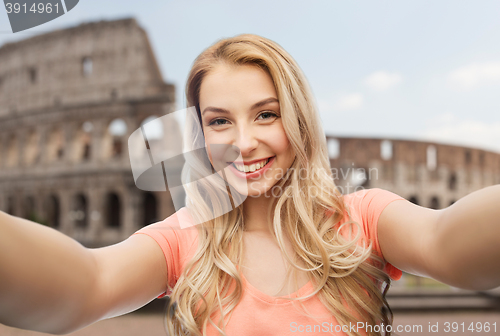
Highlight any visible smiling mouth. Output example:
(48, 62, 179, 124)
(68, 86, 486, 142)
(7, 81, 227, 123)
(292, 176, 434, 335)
(231, 157, 273, 173)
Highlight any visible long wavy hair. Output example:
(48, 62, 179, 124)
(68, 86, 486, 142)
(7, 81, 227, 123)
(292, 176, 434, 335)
(165, 34, 393, 336)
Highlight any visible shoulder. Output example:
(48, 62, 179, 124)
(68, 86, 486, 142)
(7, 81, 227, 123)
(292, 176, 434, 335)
(342, 188, 405, 218)
(343, 187, 406, 223)
(133, 207, 199, 251)
(343, 187, 404, 205)
(131, 208, 199, 296)
(136, 207, 194, 230)
(342, 188, 406, 280)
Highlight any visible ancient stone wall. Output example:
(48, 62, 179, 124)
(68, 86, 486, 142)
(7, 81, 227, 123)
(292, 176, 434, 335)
(327, 136, 500, 209)
(0, 18, 180, 247)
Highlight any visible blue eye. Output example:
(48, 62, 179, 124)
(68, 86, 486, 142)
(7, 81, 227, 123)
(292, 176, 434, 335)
(208, 119, 229, 126)
(257, 111, 278, 120)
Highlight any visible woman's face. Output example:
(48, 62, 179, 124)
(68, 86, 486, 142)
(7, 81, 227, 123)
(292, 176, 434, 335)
(199, 64, 295, 197)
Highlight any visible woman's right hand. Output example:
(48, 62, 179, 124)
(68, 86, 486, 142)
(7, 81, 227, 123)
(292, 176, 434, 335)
(0, 211, 168, 335)
(87, 233, 168, 323)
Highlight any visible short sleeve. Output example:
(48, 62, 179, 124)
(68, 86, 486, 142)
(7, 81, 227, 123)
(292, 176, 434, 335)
(345, 188, 406, 281)
(131, 208, 198, 298)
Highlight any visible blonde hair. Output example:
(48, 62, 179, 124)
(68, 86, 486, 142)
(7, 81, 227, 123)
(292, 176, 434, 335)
(165, 34, 393, 336)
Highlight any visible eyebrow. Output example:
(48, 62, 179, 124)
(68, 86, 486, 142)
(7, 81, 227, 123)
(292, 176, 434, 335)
(201, 97, 279, 116)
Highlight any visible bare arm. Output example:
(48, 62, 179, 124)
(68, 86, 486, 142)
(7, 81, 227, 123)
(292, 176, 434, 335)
(378, 185, 500, 290)
(0, 211, 168, 335)
(432, 185, 500, 290)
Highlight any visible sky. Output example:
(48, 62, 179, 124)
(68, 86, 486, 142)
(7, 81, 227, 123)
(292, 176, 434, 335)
(1, 0, 500, 153)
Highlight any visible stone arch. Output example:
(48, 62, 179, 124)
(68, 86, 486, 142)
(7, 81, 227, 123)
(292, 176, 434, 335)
(426, 145, 437, 170)
(350, 167, 368, 187)
(6, 134, 18, 168)
(140, 115, 164, 141)
(47, 126, 64, 162)
(408, 196, 419, 205)
(327, 138, 340, 159)
(429, 196, 440, 210)
(380, 140, 393, 160)
(24, 195, 36, 221)
(72, 193, 88, 228)
(6, 196, 15, 215)
(82, 56, 93, 76)
(102, 118, 128, 159)
(28, 67, 37, 83)
(73, 121, 93, 162)
(142, 192, 158, 227)
(25, 128, 40, 166)
(465, 150, 472, 164)
(45, 194, 60, 228)
(105, 192, 121, 228)
(448, 172, 457, 191)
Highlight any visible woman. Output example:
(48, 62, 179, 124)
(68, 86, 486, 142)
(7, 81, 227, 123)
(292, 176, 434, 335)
(1, 34, 499, 336)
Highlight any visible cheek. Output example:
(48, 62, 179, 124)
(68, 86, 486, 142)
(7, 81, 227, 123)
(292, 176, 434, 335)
(267, 126, 292, 156)
(203, 135, 216, 166)
(204, 134, 234, 169)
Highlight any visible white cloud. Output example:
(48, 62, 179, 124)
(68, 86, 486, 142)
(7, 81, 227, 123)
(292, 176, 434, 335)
(421, 113, 500, 153)
(364, 71, 402, 91)
(318, 93, 364, 112)
(334, 93, 364, 110)
(448, 62, 500, 90)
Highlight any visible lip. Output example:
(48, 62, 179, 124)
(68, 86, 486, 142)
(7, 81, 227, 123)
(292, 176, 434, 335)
(228, 156, 275, 180)
(231, 156, 274, 165)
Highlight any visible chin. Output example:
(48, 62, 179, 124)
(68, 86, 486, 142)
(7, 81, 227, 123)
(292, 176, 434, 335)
(226, 179, 272, 198)
(247, 180, 277, 198)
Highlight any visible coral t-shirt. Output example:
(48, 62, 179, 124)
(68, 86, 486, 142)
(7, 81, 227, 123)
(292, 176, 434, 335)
(132, 188, 405, 335)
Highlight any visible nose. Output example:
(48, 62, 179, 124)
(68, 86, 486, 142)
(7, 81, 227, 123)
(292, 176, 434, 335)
(234, 125, 258, 157)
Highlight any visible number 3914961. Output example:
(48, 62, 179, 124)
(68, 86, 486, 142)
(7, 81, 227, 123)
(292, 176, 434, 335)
(443, 322, 497, 333)
(5, 3, 60, 14)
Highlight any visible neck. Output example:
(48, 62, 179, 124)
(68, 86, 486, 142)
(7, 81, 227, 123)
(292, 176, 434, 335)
(242, 193, 277, 233)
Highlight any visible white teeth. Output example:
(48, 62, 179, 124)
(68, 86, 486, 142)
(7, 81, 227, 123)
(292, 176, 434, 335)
(233, 158, 270, 173)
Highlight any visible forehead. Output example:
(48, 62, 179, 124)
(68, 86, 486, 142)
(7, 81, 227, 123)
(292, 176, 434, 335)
(199, 64, 278, 109)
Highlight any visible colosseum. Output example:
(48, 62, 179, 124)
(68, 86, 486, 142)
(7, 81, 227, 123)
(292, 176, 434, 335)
(0, 18, 182, 248)
(326, 136, 500, 209)
(1, 18, 500, 299)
